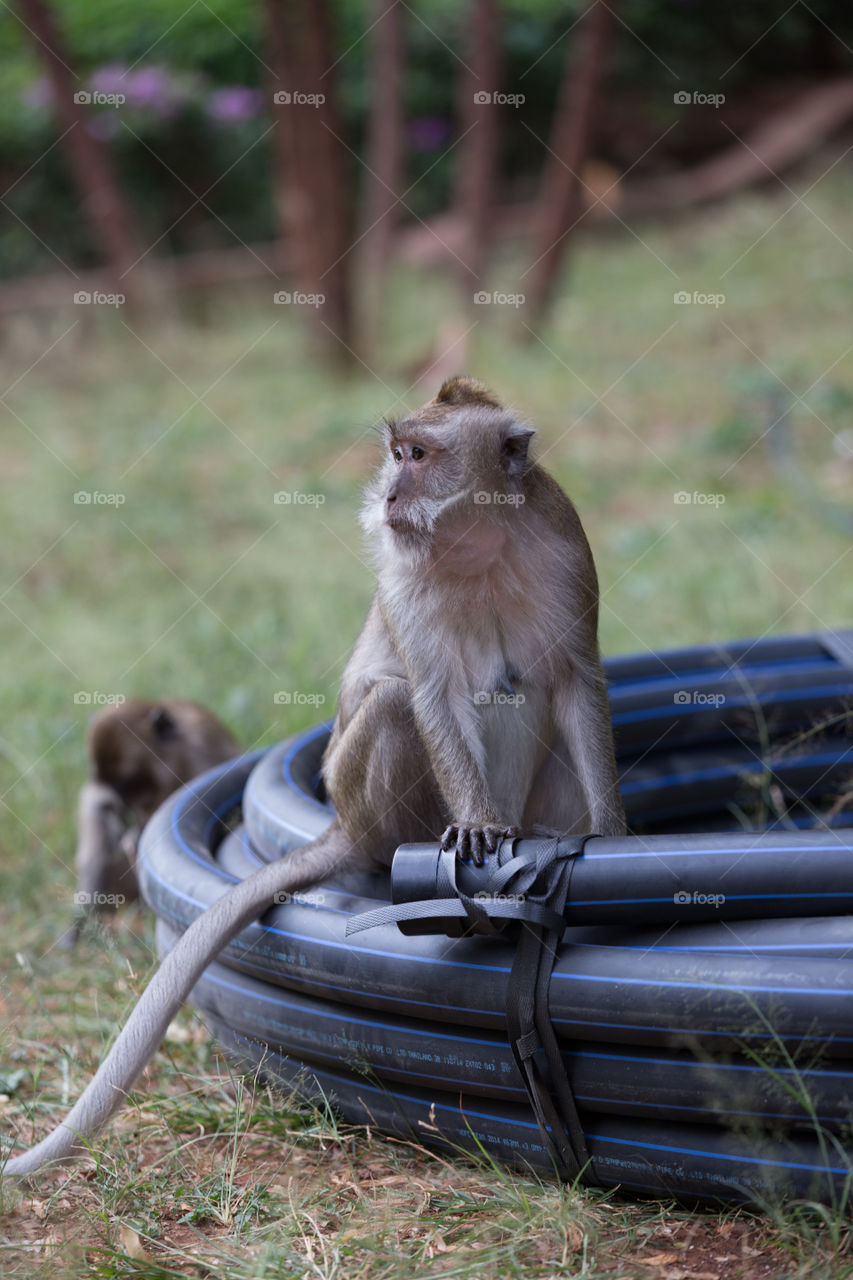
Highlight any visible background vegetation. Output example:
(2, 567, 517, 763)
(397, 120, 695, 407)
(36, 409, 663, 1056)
(2, 168, 853, 1274)
(1, 0, 853, 273)
(1, 0, 853, 1273)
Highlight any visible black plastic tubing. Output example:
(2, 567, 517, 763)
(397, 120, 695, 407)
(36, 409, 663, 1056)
(139, 763, 853, 1058)
(204, 1017, 853, 1205)
(155, 920, 853, 1135)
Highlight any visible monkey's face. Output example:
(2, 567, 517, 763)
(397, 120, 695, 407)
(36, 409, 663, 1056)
(94, 754, 167, 822)
(366, 415, 527, 538)
(89, 704, 185, 822)
(360, 420, 458, 555)
(382, 426, 464, 534)
(361, 381, 535, 571)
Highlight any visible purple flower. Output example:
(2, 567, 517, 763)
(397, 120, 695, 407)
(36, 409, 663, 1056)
(127, 65, 183, 112)
(407, 116, 452, 151)
(87, 63, 190, 116)
(90, 63, 130, 97)
(206, 86, 263, 124)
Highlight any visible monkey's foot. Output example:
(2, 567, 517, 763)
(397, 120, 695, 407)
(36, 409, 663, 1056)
(440, 823, 520, 867)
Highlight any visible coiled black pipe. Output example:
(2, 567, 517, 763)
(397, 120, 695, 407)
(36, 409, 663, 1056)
(140, 796, 853, 1057)
(136, 630, 853, 1202)
(206, 1019, 853, 1205)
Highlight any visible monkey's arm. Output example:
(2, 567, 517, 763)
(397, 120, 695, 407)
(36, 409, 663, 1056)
(4, 825, 351, 1179)
(343, 596, 508, 861)
(410, 684, 517, 862)
(58, 782, 138, 948)
(552, 668, 625, 837)
(75, 781, 127, 881)
(335, 597, 407, 728)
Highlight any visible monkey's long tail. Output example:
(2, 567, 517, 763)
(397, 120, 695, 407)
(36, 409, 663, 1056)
(3, 828, 347, 1179)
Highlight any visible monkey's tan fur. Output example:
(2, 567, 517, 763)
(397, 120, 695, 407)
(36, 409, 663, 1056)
(4, 378, 622, 1178)
(61, 701, 238, 948)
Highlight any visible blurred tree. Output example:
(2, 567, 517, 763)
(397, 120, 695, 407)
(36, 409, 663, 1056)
(15, 0, 149, 315)
(3, 0, 853, 289)
(524, 0, 615, 330)
(359, 0, 404, 354)
(454, 0, 502, 305)
(264, 0, 354, 366)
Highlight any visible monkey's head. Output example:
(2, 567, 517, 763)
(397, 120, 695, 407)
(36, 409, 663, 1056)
(88, 701, 186, 822)
(362, 377, 534, 566)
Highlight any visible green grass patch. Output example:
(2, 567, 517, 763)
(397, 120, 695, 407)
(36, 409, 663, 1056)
(2, 162, 853, 1275)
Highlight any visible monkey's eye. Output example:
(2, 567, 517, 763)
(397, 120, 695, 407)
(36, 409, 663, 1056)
(411, 445, 425, 461)
(392, 446, 403, 462)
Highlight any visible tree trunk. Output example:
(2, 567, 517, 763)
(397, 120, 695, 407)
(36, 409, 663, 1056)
(359, 0, 404, 352)
(16, 0, 149, 319)
(265, 0, 355, 365)
(524, 0, 615, 330)
(454, 0, 502, 304)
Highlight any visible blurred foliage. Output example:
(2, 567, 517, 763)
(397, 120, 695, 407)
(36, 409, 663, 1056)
(0, 158, 852, 919)
(1, 0, 853, 275)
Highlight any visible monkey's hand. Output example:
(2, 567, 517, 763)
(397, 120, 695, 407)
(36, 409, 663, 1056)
(441, 823, 520, 867)
(120, 826, 140, 866)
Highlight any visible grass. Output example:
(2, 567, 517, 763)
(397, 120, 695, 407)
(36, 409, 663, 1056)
(1, 157, 853, 1276)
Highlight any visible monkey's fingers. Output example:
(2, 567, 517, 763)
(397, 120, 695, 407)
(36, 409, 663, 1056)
(440, 823, 465, 857)
(440, 824, 475, 861)
(441, 824, 520, 866)
(482, 824, 520, 856)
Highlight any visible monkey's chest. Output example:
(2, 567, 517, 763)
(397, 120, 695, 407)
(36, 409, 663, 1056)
(465, 634, 551, 821)
(478, 681, 550, 822)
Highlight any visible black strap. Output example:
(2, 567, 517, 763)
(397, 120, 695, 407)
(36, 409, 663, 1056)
(346, 831, 598, 1184)
(504, 833, 596, 1182)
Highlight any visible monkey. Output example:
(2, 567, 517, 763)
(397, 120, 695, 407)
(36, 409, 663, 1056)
(87, 700, 240, 829)
(4, 377, 624, 1178)
(59, 701, 239, 948)
(68, 780, 135, 920)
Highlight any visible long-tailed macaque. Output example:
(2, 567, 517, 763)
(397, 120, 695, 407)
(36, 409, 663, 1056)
(5, 377, 624, 1178)
(60, 701, 239, 947)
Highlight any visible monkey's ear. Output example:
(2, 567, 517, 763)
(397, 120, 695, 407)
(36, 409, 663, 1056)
(149, 706, 177, 739)
(435, 377, 502, 409)
(500, 426, 534, 477)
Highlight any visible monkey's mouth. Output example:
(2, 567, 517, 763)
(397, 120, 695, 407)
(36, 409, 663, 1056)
(383, 495, 445, 539)
(385, 510, 419, 534)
